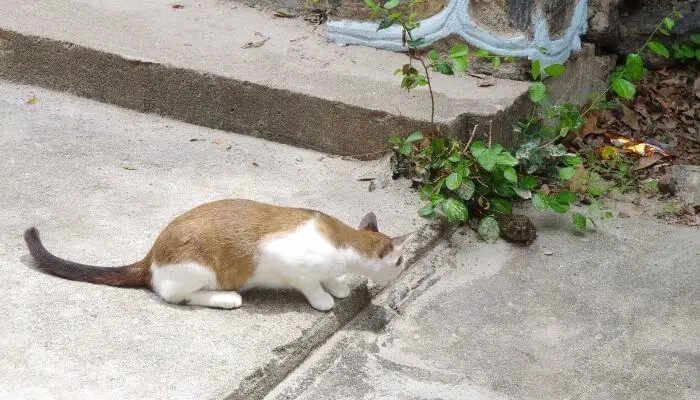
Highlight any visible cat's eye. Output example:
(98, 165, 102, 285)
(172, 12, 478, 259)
(395, 255, 403, 266)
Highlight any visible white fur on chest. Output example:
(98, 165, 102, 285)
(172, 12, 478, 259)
(242, 219, 359, 290)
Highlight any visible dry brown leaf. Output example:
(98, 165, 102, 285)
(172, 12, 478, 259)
(633, 155, 662, 171)
(567, 164, 588, 194)
(581, 114, 598, 137)
(621, 104, 640, 131)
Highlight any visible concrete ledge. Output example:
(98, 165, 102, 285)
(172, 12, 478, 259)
(0, 0, 531, 158)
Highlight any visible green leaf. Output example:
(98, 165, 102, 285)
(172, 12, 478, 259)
(363, 0, 377, 8)
(503, 166, 517, 183)
(522, 175, 538, 189)
(446, 172, 462, 190)
(691, 33, 700, 44)
(448, 152, 462, 163)
(451, 56, 468, 72)
(544, 63, 565, 77)
(532, 192, 548, 210)
(529, 82, 546, 103)
(377, 19, 395, 30)
(612, 78, 636, 100)
(587, 185, 604, 197)
(555, 191, 577, 204)
(456, 179, 476, 200)
(398, 143, 412, 155)
(448, 44, 469, 58)
(624, 53, 644, 81)
(544, 143, 567, 157)
(442, 198, 468, 222)
(476, 149, 498, 172)
(563, 155, 583, 166)
(559, 166, 575, 180)
(418, 203, 435, 218)
(455, 161, 469, 178)
(547, 199, 569, 214)
(388, 135, 403, 146)
(696, 49, 700, 62)
(428, 50, 439, 61)
(662, 16, 674, 30)
(405, 131, 424, 143)
(407, 38, 426, 48)
(647, 41, 669, 58)
(530, 59, 541, 80)
(491, 56, 501, 68)
(572, 212, 587, 231)
(383, 0, 399, 9)
(470, 141, 487, 157)
(496, 152, 519, 167)
(588, 202, 601, 219)
(434, 61, 454, 75)
(490, 198, 512, 215)
(473, 49, 490, 58)
(477, 216, 500, 243)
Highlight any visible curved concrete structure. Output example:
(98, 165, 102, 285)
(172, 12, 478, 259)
(327, 0, 588, 67)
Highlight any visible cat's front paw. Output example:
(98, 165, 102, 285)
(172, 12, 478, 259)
(308, 292, 335, 311)
(322, 278, 351, 299)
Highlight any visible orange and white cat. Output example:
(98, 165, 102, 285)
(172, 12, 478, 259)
(24, 199, 407, 311)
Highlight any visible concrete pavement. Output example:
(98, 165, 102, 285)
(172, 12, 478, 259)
(0, 81, 438, 399)
(269, 210, 700, 400)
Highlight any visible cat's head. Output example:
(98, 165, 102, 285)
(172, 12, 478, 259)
(356, 212, 410, 285)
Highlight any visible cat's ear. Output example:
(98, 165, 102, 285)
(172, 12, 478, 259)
(358, 212, 378, 232)
(391, 233, 411, 249)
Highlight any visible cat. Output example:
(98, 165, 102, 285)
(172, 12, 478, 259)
(24, 199, 408, 311)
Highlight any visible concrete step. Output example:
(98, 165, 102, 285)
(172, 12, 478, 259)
(0, 0, 530, 159)
(0, 81, 443, 399)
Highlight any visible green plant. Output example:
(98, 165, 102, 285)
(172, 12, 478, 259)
(367, 0, 684, 239)
(671, 33, 700, 62)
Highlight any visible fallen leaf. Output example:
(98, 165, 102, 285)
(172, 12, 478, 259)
(242, 38, 269, 49)
(580, 114, 598, 137)
(273, 8, 296, 17)
(633, 154, 662, 171)
(121, 165, 137, 170)
(621, 104, 640, 131)
(567, 164, 588, 194)
(171, 4, 184, 9)
(26, 95, 39, 105)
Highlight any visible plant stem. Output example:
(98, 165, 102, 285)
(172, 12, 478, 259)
(418, 56, 436, 126)
(581, 9, 676, 117)
(404, 25, 436, 127)
(465, 124, 479, 149)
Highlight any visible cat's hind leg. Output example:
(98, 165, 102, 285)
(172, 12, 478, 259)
(321, 276, 351, 299)
(188, 290, 242, 309)
(293, 279, 335, 311)
(151, 262, 242, 309)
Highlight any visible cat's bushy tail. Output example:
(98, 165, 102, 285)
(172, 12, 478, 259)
(23, 227, 150, 287)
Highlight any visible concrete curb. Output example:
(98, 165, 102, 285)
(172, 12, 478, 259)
(227, 216, 455, 400)
(0, 28, 529, 158)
